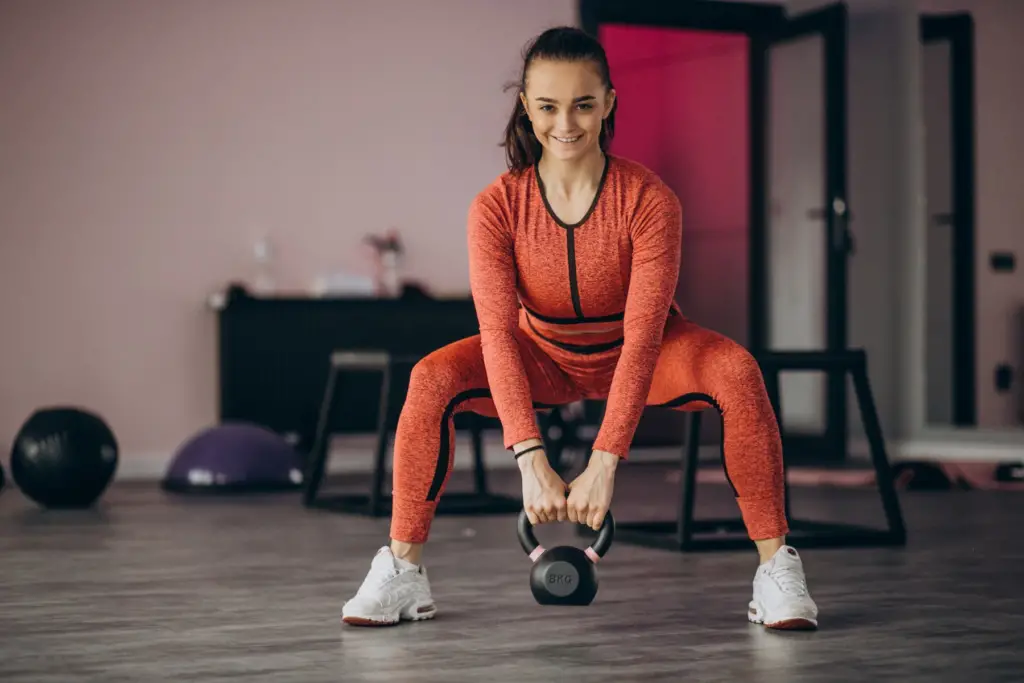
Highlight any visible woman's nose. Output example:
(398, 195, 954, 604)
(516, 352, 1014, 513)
(556, 110, 575, 131)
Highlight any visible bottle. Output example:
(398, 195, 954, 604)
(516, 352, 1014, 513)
(380, 248, 400, 297)
(252, 236, 276, 295)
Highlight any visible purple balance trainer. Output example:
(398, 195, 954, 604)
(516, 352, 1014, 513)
(162, 422, 304, 493)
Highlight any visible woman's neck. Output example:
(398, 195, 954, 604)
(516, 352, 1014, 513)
(537, 147, 606, 200)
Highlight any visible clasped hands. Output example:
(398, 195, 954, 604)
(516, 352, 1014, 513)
(518, 440, 618, 531)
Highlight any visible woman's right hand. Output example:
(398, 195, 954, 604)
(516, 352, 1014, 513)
(517, 445, 568, 525)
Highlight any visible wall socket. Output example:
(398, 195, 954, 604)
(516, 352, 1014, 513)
(994, 364, 1013, 392)
(990, 251, 1015, 272)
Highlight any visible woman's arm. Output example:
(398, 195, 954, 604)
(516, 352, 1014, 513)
(467, 190, 542, 450)
(591, 185, 683, 459)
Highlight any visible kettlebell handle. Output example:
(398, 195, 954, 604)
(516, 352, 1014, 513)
(517, 508, 615, 563)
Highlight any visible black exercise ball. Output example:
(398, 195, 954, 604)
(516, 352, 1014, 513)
(0, 461, 6, 494)
(10, 407, 119, 508)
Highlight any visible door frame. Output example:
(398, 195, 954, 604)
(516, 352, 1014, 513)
(920, 13, 977, 427)
(579, 0, 852, 459)
(754, 3, 850, 461)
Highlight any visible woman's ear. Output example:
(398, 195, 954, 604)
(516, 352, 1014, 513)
(604, 89, 617, 118)
(519, 91, 530, 120)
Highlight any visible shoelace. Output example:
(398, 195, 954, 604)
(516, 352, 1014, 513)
(768, 564, 808, 596)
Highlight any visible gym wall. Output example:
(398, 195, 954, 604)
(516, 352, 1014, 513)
(602, 26, 751, 348)
(917, 0, 1024, 429)
(788, 0, 1024, 437)
(0, 0, 578, 467)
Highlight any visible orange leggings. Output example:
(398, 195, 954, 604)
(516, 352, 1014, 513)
(390, 315, 788, 543)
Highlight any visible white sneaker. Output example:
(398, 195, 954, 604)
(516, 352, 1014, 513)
(341, 547, 437, 627)
(748, 545, 819, 630)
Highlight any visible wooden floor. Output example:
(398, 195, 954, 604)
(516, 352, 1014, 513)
(1, 464, 1022, 683)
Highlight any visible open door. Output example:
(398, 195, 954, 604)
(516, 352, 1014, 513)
(749, 3, 850, 462)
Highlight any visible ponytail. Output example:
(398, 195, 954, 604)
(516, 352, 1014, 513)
(502, 84, 543, 173)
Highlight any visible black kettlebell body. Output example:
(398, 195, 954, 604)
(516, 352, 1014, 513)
(517, 509, 615, 606)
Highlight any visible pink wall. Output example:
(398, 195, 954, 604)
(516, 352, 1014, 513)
(0, 0, 578, 465)
(599, 25, 748, 444)
(600, 25, 750, 344)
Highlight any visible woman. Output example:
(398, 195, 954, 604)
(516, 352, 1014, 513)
(341, 26, 818, 630)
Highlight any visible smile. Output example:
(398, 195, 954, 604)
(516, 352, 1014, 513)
(553, 135, 582, 143)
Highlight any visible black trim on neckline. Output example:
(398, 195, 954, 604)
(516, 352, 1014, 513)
(534, 154, 612, 322)
(534, 154, 611, 230)
(566, 227, 583, 317)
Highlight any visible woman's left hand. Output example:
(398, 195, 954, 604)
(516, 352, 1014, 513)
(566, 449, 620, 530)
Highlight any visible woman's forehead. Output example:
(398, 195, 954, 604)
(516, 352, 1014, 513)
(525, 59, 604, 97)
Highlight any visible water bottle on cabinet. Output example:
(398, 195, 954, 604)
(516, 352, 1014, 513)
(251, 236, 276, 295)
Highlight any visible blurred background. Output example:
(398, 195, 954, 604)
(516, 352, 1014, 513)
(0, 0, 1021, 483)
(2, 2, 1024, 679)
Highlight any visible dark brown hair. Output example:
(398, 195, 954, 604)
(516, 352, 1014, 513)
(502, 26, 617, 174)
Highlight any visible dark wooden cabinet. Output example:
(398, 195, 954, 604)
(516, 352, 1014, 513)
(216, 285, 484, 450)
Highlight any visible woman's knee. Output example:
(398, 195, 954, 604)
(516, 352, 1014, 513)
(703, 337, 765, 392)
(407, 338, 481, 405)
(408, 354, 455, 405)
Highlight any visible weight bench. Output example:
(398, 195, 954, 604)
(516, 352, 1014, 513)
(602, 349, 908, 551)
(301, 350, 523, 517)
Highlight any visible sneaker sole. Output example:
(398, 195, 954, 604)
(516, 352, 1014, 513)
(748, 601, 818, 631)
(760, 617, 818, 631)
(342, 603, 437, 627)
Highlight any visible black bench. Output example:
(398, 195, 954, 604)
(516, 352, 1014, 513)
(302, 350, 536, 516)
(588, 349, 908, 551)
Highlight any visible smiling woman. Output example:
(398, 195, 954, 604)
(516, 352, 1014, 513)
(340, 26, 819, 633)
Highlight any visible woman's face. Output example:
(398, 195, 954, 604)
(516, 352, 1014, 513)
(520, 58, 615, 164)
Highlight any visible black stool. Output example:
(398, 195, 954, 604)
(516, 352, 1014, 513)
(302, 350, 522, 516)
(609, 349, 908, 551)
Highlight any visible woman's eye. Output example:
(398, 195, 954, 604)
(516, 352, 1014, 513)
(537, 103, 593, 112)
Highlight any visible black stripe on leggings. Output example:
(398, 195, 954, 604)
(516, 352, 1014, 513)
(425, 389, 564, 501)
(654, 392, 737, 497)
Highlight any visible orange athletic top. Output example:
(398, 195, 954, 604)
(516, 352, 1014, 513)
(467, 155, 683, 458)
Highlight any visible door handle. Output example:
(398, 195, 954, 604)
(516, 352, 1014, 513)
(806, 200, 854, 222)
(804, 201, 854, 254)
(831, 198, 855, 255)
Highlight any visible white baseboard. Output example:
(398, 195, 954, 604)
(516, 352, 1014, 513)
(116, 433, 515, 481)
(114, 433, 1021, 482)
(118, 434, 712, 481)
(893, 438, 1024, 462)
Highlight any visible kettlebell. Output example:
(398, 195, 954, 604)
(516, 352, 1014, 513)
(517, 508, 615, 606)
